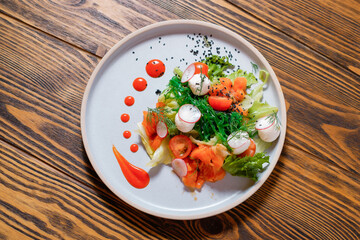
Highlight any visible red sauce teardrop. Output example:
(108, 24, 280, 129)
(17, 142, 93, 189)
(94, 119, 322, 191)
(123, 131, 131, 139)
(146, 59, 165, 78)
(133, 77, 147, 91)
(112, 145, 150, 189)
(124, 96, 135, 106)
(130, 144, 139, 153)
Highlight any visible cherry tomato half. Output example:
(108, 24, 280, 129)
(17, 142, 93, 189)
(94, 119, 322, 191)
(208, 96, 232, 111)
(193, 62, 209, 77)
(169, 135, 193, 159)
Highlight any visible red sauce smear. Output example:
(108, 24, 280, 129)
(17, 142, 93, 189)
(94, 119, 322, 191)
(121, 113, 130, 122)
(146, 59, 165, 78)
(124, 96, 135, 106)
(130, 144, 139, 152)
(133, 77, 147, 91)
(123, 131, 131, 139)
(112, 145, 150, 189)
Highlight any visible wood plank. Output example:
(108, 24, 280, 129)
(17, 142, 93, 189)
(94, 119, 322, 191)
(0, 13, 103, 187)
(0, 140, 358, 239)
(227, 0, 360, 75)
(0, 2, 359, 180)
(0, 141, 175, 239)
(0, 0, 178, 57)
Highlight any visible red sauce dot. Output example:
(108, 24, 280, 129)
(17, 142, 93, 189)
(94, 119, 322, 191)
(146, 59, 165, 78)
(133, 77, 147, 91)
(130, 144, 139, 153)
(121, 114, 130, 122)
(124, 96, 135, 106)
(123, 131, 131, 139)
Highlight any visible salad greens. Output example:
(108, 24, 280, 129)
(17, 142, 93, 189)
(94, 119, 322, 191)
(223, 153, 269, 181)
(141, 54, 280, 182)
(159, 76, 255, 151)
(227, 69, 258, 86)
(202, 55, 233, 81)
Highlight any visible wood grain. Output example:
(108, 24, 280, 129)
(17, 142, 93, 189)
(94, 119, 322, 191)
(0, 13, 102, 187)
(1, 1, 359, 178)
(1, 0, 359, 239)
(227, 0, 360, 75)
(0, 0, 179, 57)
(0, 140, 358, 239)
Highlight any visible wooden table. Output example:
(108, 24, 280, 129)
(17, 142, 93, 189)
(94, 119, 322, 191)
(1, 0, 359, 239)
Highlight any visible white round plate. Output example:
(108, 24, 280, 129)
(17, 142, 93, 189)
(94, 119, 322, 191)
(81, 20, 286, 220)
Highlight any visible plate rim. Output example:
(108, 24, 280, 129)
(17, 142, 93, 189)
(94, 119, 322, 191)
(81, 19, 287, 220)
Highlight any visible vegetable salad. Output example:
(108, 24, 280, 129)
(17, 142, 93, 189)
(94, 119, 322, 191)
(137, 55, 281, 189)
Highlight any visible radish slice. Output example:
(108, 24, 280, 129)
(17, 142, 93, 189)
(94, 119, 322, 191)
(172, 158, 188, 178)
(181, 64, 196, 83)
(175, 113, 195, 133)
(188, 74, 211, 96)
(156, 121, 168, 138)
(178, 104, 201, 124)
(239, 95, 254, 110)
(255, 116, 275, 130)
(256, 115, 280, 142)
(227, 131, 251, 155)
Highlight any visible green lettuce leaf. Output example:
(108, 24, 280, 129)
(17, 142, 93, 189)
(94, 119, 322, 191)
(248, 101, 278, 120)
(227, 69, 257, 87)
(136, 122, 154, 158)
(253, 136, 273, 153)
(189, 135, 219, 146)
(147, 137, 173, 167)
(136, 122, 173, 167)
(222, 153, 270, 181)
(202, 55, 233, 81)
(249, 69, 269, 102)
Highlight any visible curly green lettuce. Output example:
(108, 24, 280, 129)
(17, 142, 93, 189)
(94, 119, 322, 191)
(227, 69, 258, 87)
(202, 55, 233, 81)
(222, 153, 270, 181)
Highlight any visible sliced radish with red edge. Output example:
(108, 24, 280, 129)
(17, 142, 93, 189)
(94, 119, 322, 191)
(255, 116, 275, 130)
(178, 104, 201, 124)
(181, 64, 196, 83)
(171, 158, 188, 178)
(156, 121, 168, 138)
(227, 131, 249, 149)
